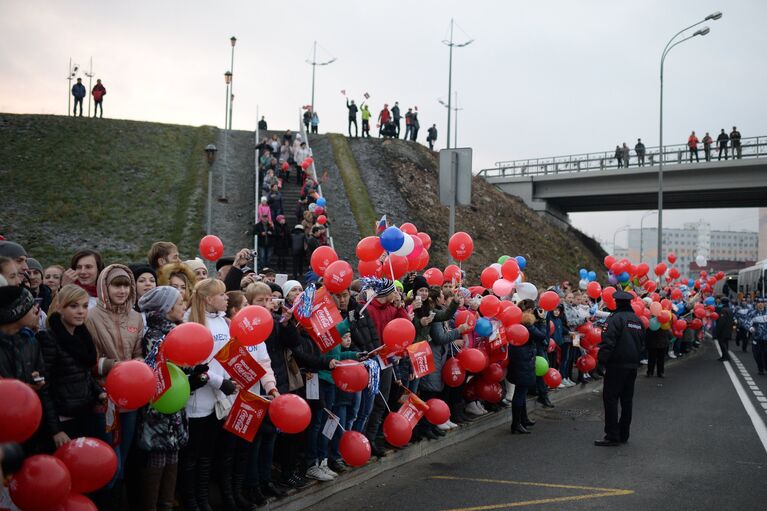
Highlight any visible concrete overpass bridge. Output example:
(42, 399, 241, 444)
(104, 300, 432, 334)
(478, 136, 767, 224)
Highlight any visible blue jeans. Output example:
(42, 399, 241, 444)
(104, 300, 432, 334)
(306, 380, 336, 464)
(560, 342, 572, 380)
(258, 245, 273, 270)
(329, 390, 355, 461)
(352, 389, 374, 433)
(95, 410, 137, 486)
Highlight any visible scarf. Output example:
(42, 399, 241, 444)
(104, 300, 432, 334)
(76, 280, 98, 298)
(48, 312, 98, 367)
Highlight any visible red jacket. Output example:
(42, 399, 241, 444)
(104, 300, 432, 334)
(92, 84, 106, 101)
(687, 135, 699, 149)
(366, 298, 409, 342)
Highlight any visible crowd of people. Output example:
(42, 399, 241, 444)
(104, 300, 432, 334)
(343, 97, 439, 150)
(613, 126, 743, 168)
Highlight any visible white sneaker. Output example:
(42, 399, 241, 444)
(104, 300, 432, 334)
(306, 463, 333, 481)
(564, 378, 576, 387)
(668, 351, 677, 359)
(477, 401, 489, 414)
(446, 420, 459, 429)
(640, 359, 648, 365)
(437, 422, 451, 431)
(557, 383, 566, 389)
(465, 401, 485, 416)
(319, 459, 338, 478)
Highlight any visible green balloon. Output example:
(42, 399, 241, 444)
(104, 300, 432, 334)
(535, 356, 549, 377)
(151, 362, 190, 414)
(498, 255, 511, 264)
(649, 317, 660, 331)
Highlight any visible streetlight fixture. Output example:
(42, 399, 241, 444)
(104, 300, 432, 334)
(228, 36, 236, 130)
(438, 91, 464, 148)
(220, 71, 232, 202)
(306, 40, 337, 115)
(442, 18, 473, 149)
(66, 59, 79, 116)
(657, 12, 721, 265)
(204, 144, 217, 234)
(85, 58, 94, 117)
(639, 211, 658, 262)
(613, 225, 631, 255)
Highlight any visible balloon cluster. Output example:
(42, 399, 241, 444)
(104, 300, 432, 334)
(357, 223, 431, 280)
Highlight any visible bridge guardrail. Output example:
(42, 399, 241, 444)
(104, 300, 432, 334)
(478, 136, 767, 178)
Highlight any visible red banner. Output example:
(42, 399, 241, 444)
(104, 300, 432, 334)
(296, 287, 344, 353)
(223, 391, 269, 442)
(489, 322, 506, 351)
(397, 389, 428, 429)
(214, 339, 267, 390)
(407, 341, 435, 379)
(152, 350, 172, 401)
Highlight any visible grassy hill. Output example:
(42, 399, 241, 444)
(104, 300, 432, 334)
(0, 114, 216, 266)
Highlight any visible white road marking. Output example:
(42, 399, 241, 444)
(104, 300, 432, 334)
(719, 348, 767, 454)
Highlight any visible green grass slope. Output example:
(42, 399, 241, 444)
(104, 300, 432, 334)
(0, 114, 215, 266)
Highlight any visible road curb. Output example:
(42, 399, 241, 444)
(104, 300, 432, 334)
(265, 343, 705, 511)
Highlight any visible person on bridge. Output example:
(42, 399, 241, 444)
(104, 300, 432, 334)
(688, 131, 700, 163)
(715, 298, 734, 362)
(71, 78, 86, 117)
(730, 126, 742, 159)
(391, 101, 402, 138)
(746, 299, 767, 375)
(621, 143, 630, 168)
(635, 139, 646, 166)
(702, 132, 713, 162)
(614, 145, 623, 168)
(717, 129, 729, 160)
(346, 99, 359, 138)
(595, 290, 645, 447)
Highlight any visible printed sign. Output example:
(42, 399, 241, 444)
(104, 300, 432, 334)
(215, 339, 267, 389)
(407, 341, 435, 379)
(223, 391, 269, 442)
(152, 351, 172, 401)
(296, 287, 344, 353)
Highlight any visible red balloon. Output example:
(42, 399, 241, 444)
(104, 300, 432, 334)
(310, 246, 339, 276)
(654, 263, 667, 277)
(506, 324, 529, 346)
(54, 438, 117, 494)
(383, 412, 412, 447)
(423, 267, 444, 286)
(455, 309, 476, 331)
(400, 222, 418, 235)
(105, 360, 156, 410)
(667, 252, 677, 264)
(332, 361, 368, 392)
(269, 394, 311, 433)
(424, 398, 451, 425)
(448, 231, 474, 261)
(716, 271, 725, 281)
(416, 232, 432, 251)
(356, 236, 384, 262)
(499, 304, 523, 326)
(304, 157, 314, 166)
(476, 381, 504, 403)
(602, 287, 617, 310)
(480, 267, 500, 289)
(442, 357, 466, 387)
(501, 259, 520, 282)
(162, 322, 214, 367)
(230, 305, 273, 346)
(710, 312, 719, 320)
(576, 355, 596, 373)
(443, 264, 462, 285)
(669, 267, 680, 279)
(548, 338, 557, 353)
(457, 348, 488, 373)
(281, 161, 289, 171)
(55, 494, 98, 511)
(584, 326, 602, 349)
(339, 431, 371, 467)
(324, 260, 354, 293)
(479, 295, 501, 318)
(383, 318, 415, 350)
(10, 455, 71, 511)
(481, 362, 504, 383)
(643, 280, 657, 293)
(586, 281, 602, 300)
(382, 254, 409, 280)
(411, 248, 430, 271)
(543, 368, 562, 388)
(358, 259, 382, 277)
(314, 206, 325, 216)
(0, 379, 42, 443)
(198, 235, 224, 262)
(635, 263, 650, 277)
(406, 235, 424, 267)
(604, 255, 616, 269)
(316, 215, 328, 225)
(539, 291, 560, 311)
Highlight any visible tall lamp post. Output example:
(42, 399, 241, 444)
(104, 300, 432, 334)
(66, 59, 79, 116)
(442, 18, 473, 149)
(657, 12, 721, 264)
(438, 91, 464, 147)
(85, 58, 94, 118)
(228, 36, 236, 130)
(306, 40, 337, 114)
(640, 210, 658, 262)
(613, 225, 631, 255)
(204, 144, 217, 234)
(221, 71, 232, 202)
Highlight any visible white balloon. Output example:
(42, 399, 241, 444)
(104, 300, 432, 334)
(579, 279, 588, 290)
(695, 255, 707, 267)
(516, 282, 538, 301)
(392, 233, 415, 257)
(308, 203, 317, 212)
(490, 263, 502, 274)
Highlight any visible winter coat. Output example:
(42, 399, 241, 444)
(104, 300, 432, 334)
(263, 315, 302, 394)
(86, 264, 143, 378)
(688, 135, 699, 149)
(717, 132, 729, 146)
(635, 142, 646, 156)
(346, 100, 358, 119)
(185, 312, 231, 418)
(72, 83, 86, 99)
(311, 113, 319, 127)
(391, 104, 401, 121)
(365, 298, 409, 343)
(40, 314, 102, 426)
(413, 299, 458, 342)
(268, 191, 284, 217)
(547, 313, 567, 346)
(746, 309, 767, 340)
(420, 314, 462, 393)
(318, 344, 358, 385)
(427, 126, 438, 142)
(645, 328, 670, 350)
(254, 220, 275, 248)
(730, 130, 742, 147)
(715, 306, 734, 341)
(92, 83, 106, 101)
(506, 312, 538, 387)
(137, 312, 188, 452)
(291, 228, 307, 257)
(597, 304, 645, 369)
(274, 222, 290, 256)
(347, 297, 381, 352)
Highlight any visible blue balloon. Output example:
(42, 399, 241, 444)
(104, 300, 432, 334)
(687, 279, 695, 287)
(579, 268, 588, 279)
(515, 256, 527, 270)
(475, 318, 493, 338)
(618, 271, 630, 283)
(380, 226, 405, 252)
(705, 297, 715, 305)
(587, 271, 597, 282)
(316, 197, 327, 207)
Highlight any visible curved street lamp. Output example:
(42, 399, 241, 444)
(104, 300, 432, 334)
(442, 19, 473, 149)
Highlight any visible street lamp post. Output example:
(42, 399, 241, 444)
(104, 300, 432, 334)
(306, 40, 337, 114)
(640, 211, 658, 262)
(613, 225, 630, 255)
(228, 36, 236, 130)
(85, 58, 94, 118)
(657, 12, 721, 264)
(442, 18, 473, 150)
(438, 91, 464, 147)
(221, 71, 232, 202)
(204, 144, 217, 234)
(66, 59, 79, 116)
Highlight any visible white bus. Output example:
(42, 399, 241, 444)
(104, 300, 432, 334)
(713, 271, 739, 301)
(738, 261, 767, 298)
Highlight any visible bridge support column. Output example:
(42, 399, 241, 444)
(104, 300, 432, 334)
(498, 181, 571, 229)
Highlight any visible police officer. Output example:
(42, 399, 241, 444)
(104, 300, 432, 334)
(715, 298, 735, 362)
(595, 290, 645, 446)
(747, 298, 767, 375)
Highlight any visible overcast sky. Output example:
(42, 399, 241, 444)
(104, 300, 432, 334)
(2, 0, 765, 249)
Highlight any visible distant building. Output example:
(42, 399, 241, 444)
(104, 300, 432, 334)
(626, 220, 758, 279)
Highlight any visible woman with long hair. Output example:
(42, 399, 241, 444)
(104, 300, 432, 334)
(157, 262, 197, 307)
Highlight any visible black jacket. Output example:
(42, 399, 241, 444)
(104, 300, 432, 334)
(291, 228, 307, 256)
(645, 328, 670, 350)
(264, 316, 302, 394)
(39, 314, 102, 427)
(506, 314, 541, 387)
(715, 306, 734, 341)
(391, 105, 401, 121)
(598, 305, 646, 368)
(347, 298, 381, 352)
(346, 100, 358, 119)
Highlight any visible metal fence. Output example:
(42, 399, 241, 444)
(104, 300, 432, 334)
(478, 136, 767, 178)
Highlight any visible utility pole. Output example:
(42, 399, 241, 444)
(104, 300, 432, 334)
(85, 58, 94, 117)
(442, 19, 473, 150)
(228, 36, 236, 130)
(306, 40, 337, 114)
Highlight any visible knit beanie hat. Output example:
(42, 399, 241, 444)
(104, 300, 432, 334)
(0, 241, 27, 259)
(129, 264, 157, 283)
(411, 275, 429, 294)
(336, 318, 351, 338)
(282, 280, 302, 299)
(26, 258, 43, 274)
(267, 283, 283, 297)
(183, 258, 206, 274)
(138, 286, 181, 315)
(376, 278, 396, 297)
(0, 286, 34, 325)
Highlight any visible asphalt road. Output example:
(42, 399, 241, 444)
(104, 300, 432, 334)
(319, 340, 767, 511)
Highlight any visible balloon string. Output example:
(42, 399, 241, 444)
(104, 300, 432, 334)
(387, 252, 395, 281)
(323, 408, 346, 432)
(378, 390, 392, 413)
(358, 293, 376, 317)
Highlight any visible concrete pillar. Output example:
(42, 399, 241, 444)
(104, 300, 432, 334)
(759, 208, 767, 260)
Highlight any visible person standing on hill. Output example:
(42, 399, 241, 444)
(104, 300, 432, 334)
(72, 78, 86, 117)
(311, 111, 319, 134)
(635, 138, 646, 166)
(361, 105, 372, 138)
(92, 79, 106, 118)
(717, 129, 729, 160)
(391, 101, 401, 138)
(303, 108, 312, 133)
(427, 124, 438, 150)
(688, 131, 700, 163)
(258, 116, 268, 130)
(346, 99, 358, 138)
(377, 104, 390, 138)
(410, 107, 420, 142)
(404, 108, 413, 140)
